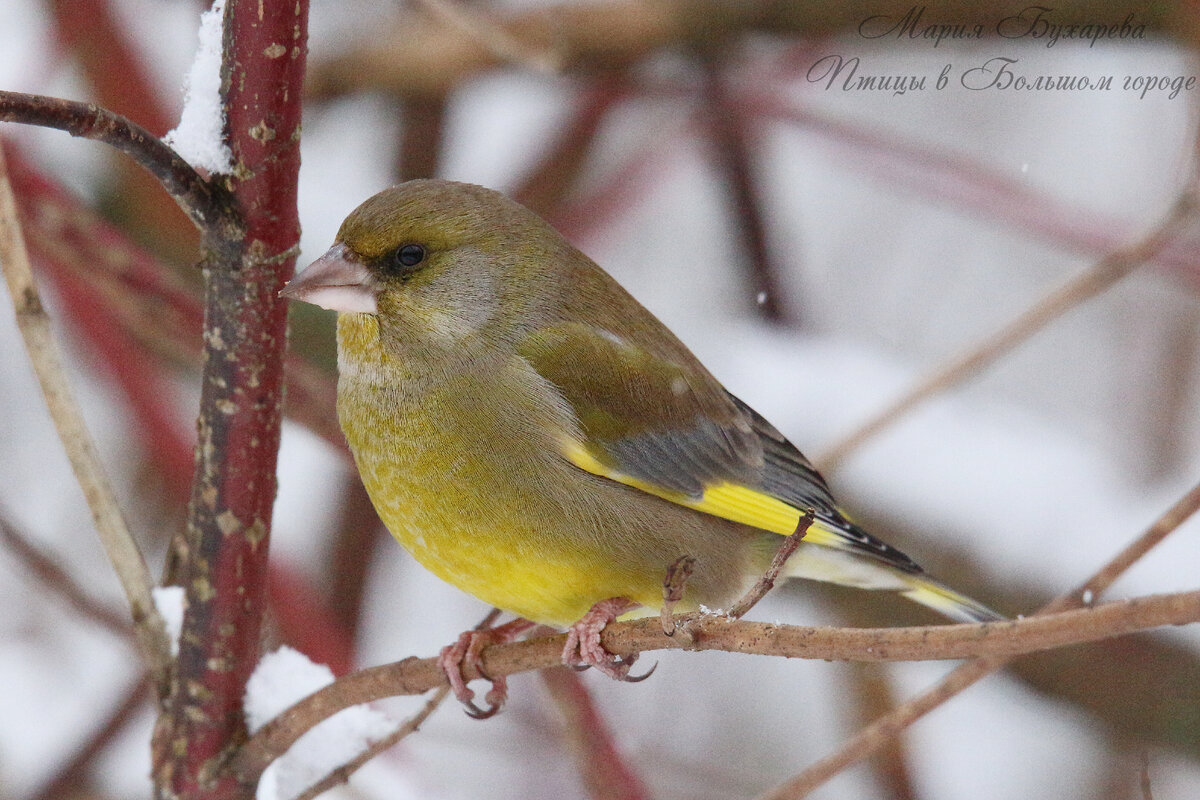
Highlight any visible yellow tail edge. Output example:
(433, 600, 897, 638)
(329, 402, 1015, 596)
(901, 577, 1004, 623)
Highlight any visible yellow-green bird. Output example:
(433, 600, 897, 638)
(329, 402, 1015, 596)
(282, 179, 1000, 713)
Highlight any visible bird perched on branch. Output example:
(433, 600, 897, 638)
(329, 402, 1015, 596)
(282, 179, 1000, 716)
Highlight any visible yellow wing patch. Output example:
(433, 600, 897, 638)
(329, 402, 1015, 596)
(562, 439, 827, 539)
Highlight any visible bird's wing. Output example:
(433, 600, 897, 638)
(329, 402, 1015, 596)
(517, 323, 912, 568)
(724, 393, 920, 572)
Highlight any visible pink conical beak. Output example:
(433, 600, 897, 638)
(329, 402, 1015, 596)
(281, 243, 378, 314)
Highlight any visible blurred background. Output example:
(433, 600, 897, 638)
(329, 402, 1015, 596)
(2, 1, 1200, 798)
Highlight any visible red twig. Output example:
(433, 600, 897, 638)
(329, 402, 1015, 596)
(541, 667, 649, 800)
(47, 0, 173, 134)
(324, 475, 384, 645)
(700, 53, 790, 323)
(46, 0, 199, 260)
(514, 76, 630, 220)
(396, 96, 447, 180)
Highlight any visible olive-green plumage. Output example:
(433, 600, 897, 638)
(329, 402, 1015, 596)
(283, 179, 999, 628)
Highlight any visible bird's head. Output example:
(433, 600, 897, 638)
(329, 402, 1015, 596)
(282, 180, 570, 349)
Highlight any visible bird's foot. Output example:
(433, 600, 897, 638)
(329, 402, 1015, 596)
(562, 597, 654, 682)
(440, 617, 535, 719)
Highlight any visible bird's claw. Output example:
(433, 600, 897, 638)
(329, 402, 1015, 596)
(623, 658, 657, 683)
(439, 618, 534, 718)
(461, 674, 507, 719)
(561, 597, 654, 682)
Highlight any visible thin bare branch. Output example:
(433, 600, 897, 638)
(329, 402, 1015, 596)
(699, 52, 790, 323)
(0, 510, 132, 637)
(32, 674, 151, 800)
(757, 478, 1200, 800)
(726, 512, 812, 620)
(285, 608, 500, 795)
(307, 0, 1196, 100)
(0, 141, 170, 681)
(413, 0, 561, 73)
(845, 662, 917, 800)
(816, 185, 1200, 472)
(231, 587, 1200, 786)
(0, 92, 241, 252)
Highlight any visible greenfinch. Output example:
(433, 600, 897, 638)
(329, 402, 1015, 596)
(282, 179, 999, 713)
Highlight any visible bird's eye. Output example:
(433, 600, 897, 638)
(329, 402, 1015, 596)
(393, 244, 427, 271)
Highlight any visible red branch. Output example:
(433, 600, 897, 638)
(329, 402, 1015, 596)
(154, 2, 310, 798)
(541, 668, 649, 800)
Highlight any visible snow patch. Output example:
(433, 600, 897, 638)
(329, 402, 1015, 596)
(245, 646, 398, 800)
(151, 586, 185, 657)
(163, 0, 233, 174)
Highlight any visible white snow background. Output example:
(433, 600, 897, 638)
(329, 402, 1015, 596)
(1, 1, 1199, 799)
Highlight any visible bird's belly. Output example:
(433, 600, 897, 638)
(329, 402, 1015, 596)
(341, 401, 670, 626)
(358, 452, 668, 625)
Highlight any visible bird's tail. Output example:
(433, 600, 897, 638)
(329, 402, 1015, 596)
(897, 574, 1003, 623)
(784, 517, 1003, 623)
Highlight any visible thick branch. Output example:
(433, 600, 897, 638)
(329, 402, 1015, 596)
(0, 91, 241, 253)
(152, 2, 310, 799)
(231, 589, 1200, 785)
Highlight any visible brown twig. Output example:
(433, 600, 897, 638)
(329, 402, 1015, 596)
(32, 674, 152, 800)
(286, 608, 500, 795)
(815, 184, 1199, 472)
(660, 555, 696, 635)
(757, 478, 1200, 800)
(412, 0, 561, 73)
(0, 91, 240, 253)
(845, 662, 917, 800)
(396, 96, 447, 181)
(513, 76, 629, 220)
(306, 0, 1196, 100)
(0, 511, 132, 637)
(230, 587, 1200, 786)
(726, 512, 812, 620)
(0, 141, 170, 681)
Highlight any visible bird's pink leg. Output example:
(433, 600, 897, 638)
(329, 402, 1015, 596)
(439, 617, 536, 719)
(562, 597, 648, 680)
